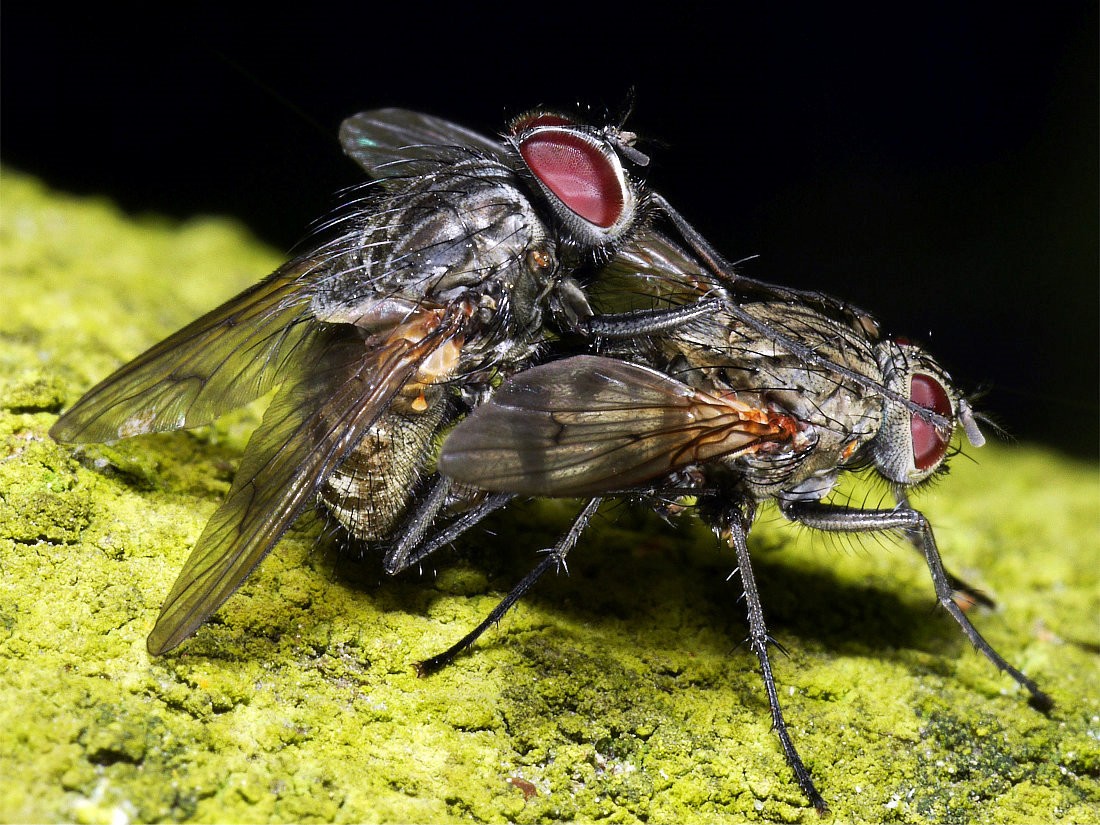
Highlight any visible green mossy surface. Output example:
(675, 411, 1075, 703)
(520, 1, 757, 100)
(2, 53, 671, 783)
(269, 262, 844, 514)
(1, 169, 1097, 823)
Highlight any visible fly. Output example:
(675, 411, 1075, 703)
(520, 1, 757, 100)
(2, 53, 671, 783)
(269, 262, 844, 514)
(437, 235, 1052, 812)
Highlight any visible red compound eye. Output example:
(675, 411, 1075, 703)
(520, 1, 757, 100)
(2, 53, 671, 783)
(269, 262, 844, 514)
(910, 373, 952, 471)
(519, 128, 626, 228)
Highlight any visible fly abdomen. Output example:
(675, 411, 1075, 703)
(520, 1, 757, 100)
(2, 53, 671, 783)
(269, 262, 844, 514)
(319, 397, 448, 541)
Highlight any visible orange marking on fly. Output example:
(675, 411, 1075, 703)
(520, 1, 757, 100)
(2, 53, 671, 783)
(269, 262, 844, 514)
(526, 246, 554, 272)
(709, 389, 802, 442)
(415, 337, 464, 384)
(387, 306, 468, 385)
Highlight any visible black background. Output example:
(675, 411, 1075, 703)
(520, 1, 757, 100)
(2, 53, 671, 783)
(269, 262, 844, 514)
(3, 5, 1096, 458)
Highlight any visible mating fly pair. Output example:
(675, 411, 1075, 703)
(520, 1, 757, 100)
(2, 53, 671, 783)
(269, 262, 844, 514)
(49, 107, 1050, 812)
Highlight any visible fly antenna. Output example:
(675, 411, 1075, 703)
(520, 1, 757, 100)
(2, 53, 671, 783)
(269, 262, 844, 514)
(957, 398, 987, 448)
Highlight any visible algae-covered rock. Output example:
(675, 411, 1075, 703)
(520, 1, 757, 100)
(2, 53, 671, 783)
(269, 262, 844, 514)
(1, 168, 1097, 823)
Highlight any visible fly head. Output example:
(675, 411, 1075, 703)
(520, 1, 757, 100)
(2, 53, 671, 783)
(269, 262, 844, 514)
(508, 111, 645, 268)
(869, 338, 985, 487)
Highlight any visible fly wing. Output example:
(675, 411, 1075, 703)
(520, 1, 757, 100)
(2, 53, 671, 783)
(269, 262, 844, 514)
(605, 230, 715, 290)
(340, 109, 510, 183)
(593, 230, 727, 315)
(147, 312, 463, 654)
(50, 255, 325, 443)
(438, 355, 793, 498)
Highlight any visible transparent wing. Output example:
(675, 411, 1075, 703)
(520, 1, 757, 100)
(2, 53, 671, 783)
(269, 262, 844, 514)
(50, 254, 326, 443)
(438, 355, 794, 498)
(147, 311, 464, 654)
(340, 108, 510, 182)
(592, 229, 726, 315)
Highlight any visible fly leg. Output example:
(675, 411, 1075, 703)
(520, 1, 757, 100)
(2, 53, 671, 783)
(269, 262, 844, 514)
(416, 497, 602, 676)
(717, 502, 828, 813)
(574, 299, 727, 338)
(551, 275, 726, 339)
(649, 192, 873, 321)
(780, 500, 1053, 711)
(894, 489, 994, 611)
(382, 474, 512, 575)
(398, 490, 515, 573)
(648, 191, 810, 304)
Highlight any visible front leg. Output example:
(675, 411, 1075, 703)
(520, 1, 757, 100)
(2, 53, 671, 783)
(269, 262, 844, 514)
(894, 488, 994, 611)
(779, 499, 1052, 711)
(551, 275, 727, 339)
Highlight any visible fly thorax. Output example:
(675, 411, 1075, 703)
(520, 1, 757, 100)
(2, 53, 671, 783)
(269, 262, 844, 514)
(393, 177, 551, 293)
(728, 421, 821, 499)
(500, 243, 559, 339)
(310, 163, 557, 335)
(869, 340, 962, 485)
(455, 281, 551, 381)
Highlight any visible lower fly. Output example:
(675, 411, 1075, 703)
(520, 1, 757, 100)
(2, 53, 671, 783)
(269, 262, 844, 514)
(437, 259, 1051, 811)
